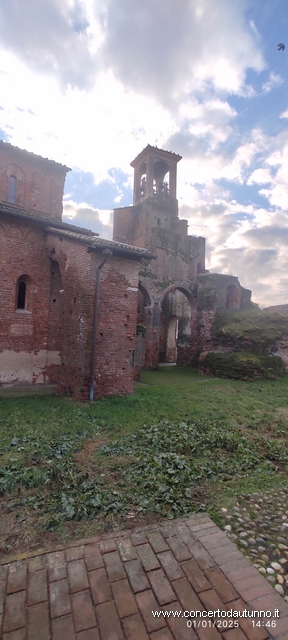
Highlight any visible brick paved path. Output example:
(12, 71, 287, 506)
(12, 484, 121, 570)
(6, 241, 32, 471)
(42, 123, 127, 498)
(0, 513, 287, 640)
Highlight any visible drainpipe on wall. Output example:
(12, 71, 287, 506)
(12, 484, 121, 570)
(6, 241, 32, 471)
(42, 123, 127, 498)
(89, 249, 113, 401)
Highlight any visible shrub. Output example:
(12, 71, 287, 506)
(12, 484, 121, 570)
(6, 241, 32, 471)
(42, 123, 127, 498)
(201, 351, 286, 381)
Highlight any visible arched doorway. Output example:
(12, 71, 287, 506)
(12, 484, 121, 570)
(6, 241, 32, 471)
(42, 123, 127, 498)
(159, 287, 193, 364)
(134, 283, 153, 372)
(226, 284, 240, 310)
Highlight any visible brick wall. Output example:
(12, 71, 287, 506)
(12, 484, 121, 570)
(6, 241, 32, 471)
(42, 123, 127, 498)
(0, 216, 53, 385)
(45, 234, 140, 400)
(0, 142, 69, 219)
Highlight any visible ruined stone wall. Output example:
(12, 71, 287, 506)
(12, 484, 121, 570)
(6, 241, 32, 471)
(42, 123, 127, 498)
(45, 234, 139, 400)
(0, 142, 68, 219)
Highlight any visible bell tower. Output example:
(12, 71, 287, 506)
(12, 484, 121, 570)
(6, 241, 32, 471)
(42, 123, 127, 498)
(130, 145, 182, 206)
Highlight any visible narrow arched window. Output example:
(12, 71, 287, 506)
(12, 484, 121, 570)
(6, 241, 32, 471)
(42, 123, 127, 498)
(8, 176, 17, 203)
(17, 281, 26, 309)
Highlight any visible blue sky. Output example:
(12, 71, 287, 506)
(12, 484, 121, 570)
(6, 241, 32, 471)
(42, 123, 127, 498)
(0, 0, 287, 306)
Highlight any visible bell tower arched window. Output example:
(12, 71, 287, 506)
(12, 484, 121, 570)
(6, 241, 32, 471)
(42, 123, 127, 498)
(8, 176, 17, 203)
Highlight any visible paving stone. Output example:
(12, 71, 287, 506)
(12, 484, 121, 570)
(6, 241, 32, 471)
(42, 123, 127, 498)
(205, 566, 238, 603)
(111, 578, 138, 618)
(181, 558, 211, 593)
(67, 559, 89, 593)
(160, 525, 178, 539)
(166, 536, 191, 562)
(96, 600, 124, 639)
(162, 603, 198, 639)
(125, 559, 150, 593)
(172, 577, 205, 612)
(130, 531, 147, 546)
(117, 537, 138, 562)
(198, 532, 229, 550)
(240, 580, 275, 602)
(249, 592, 288, 617)
(136, 543, 160, 571)
(52, 613, 76, 640)
(84, 543, 104, 571)
(3, 629, 26, 640)
(103, 550, 126, 581)
(122, 613, 149, 639)
(71, 590, 96, 632)
(6, 562, 27, 594)
(0, 574, 7, 614)
(89, 567, 112, 604)
(157, 550, 184, 581)
(225, 629, 247, 640)
(176, 523, 196, 545)
(198, 588, 227, 617)
(49, 578, 71, 618)
(47, 551, 67, 582)
(188, 541, 216, 570)
(149, 628, 174, 640)
(65, 546, 84, 562)
(27, 568, 48, 605)
(99, 538, 116, 554)
(270, 616, 288, 636)
(135, 589, 166, 632)
(76, 629, 100, 640)
(232, 598, 270, 640)
(225, 566, 261, 583)
(148, 569, 177, 605)
(193, 619, 222, 640)
(147, 531, 169, 554)
(28, 555, 46, 573)
(188, 521, 218, 533)
(3, 591, 26, 633)
(217, 556, 252, 576)
(27, 601, 50, 640)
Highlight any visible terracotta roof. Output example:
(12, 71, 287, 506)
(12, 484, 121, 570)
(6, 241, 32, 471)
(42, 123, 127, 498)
(0, 200, 97, 236)
(46, 226, 154, 259)
(131, 144, 182, 167)
(0, 200, 154, 260)
(0, 140, 71, 172)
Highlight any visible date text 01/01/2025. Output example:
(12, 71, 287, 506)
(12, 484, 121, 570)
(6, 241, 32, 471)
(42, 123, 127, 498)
(187, 620, 278, 629)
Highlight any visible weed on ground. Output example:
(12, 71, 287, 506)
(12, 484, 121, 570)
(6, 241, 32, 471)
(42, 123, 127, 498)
(0, 366, 287, 556)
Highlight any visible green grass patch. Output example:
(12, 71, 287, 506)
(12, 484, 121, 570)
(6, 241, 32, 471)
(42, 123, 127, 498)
(213, 307, 288, 351)
(0, 366, 287, 548)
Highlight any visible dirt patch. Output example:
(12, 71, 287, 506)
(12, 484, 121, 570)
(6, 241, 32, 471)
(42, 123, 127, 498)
(73, 436, 109, 472)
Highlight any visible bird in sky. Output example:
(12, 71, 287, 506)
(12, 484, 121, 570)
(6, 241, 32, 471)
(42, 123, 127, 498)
(277, 43, 285, 51)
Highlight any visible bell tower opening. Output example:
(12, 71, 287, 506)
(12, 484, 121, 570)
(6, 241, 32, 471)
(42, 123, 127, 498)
(131, 144, 182, 206)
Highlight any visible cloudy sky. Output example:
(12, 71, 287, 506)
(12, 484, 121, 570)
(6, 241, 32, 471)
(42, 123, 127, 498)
(0, 0, 287, 306)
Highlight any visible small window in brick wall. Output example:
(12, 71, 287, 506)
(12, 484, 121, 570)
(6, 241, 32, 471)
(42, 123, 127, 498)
(8, 176, 17, 203)
(16, 275, 31, 311)
(17, 281, 26, 309)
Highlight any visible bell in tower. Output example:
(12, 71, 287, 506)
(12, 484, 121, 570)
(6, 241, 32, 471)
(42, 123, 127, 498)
(130, 145, 182, 207)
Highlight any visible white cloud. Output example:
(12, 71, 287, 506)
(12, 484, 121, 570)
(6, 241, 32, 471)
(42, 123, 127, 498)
(63, 200, 113, 237)
(262, 72, 283, 93)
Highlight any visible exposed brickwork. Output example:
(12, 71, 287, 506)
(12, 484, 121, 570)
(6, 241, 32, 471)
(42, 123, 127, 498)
(0, 143, 147, 399)
(0, 141, 69, 219)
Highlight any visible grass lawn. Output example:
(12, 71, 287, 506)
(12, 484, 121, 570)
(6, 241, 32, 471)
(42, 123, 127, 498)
(0, 366, 287, 556)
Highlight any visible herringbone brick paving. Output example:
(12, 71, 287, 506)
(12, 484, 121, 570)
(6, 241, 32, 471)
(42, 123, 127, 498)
(0, 513, 287, 639)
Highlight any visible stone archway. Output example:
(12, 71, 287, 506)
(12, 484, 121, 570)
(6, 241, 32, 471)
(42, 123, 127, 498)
(226, 284, 240, 310)
(159, 286, 193, 364)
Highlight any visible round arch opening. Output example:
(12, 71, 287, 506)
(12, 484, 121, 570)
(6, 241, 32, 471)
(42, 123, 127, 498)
(226, 284, 240, 310)
(159, 286, 194, 364)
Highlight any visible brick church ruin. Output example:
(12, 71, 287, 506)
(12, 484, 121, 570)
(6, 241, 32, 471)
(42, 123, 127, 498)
(0, 141, 251, 399)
